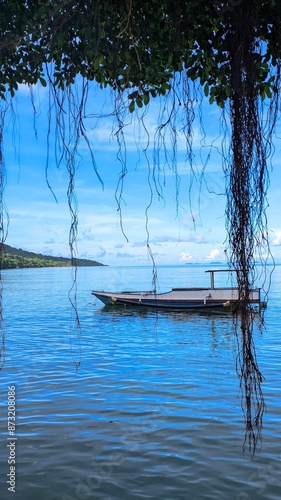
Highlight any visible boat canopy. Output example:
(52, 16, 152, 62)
(205, 269, 238, 289)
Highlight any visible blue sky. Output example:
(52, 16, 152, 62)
(3, 82, 281, 265)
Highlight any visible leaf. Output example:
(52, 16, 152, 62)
(128, 90, 138, 100)
(143, 93, 149, 105)
(136, 96, 143, 108)
(93, 59, 100, 70)
(129, 101, 135, 113)
(265, 85, 272, 98)
(204, 82, 209, 97)
(39, 77, 47, 87)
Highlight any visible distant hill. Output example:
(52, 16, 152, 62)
(1, 244, 105, 269)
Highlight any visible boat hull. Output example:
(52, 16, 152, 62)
(92, 287, 261, 310)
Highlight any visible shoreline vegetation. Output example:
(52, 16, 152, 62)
(0, 245, 105, 269)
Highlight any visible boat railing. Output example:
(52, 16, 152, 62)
(205, 269, 239, 289)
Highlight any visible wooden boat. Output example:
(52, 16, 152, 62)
(92, 269, 261, 311)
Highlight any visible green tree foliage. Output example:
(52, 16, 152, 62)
(0, 1, 280, 105)
(0, 245, 104, 269)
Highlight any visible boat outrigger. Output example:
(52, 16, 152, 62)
(92, 269, 261, 311)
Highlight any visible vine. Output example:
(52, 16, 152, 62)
(0, 104, 8, 370)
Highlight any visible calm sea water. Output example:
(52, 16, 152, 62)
(0, 264, 280, 500)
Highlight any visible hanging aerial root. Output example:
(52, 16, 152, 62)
(0, 106, 8, 370)
(224, 0, 277, 453)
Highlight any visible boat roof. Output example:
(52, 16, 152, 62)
(205, 269, 237, 273)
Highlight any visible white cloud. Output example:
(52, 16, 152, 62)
(272, 231, 281, 246)
(180, 251, 193, 263)
(79, 228, 97, 242)
(96, 245, 106, 258)
(81, 94, 221, 156)
(205, 249, 220, 261)
(132, 241, 147, 247)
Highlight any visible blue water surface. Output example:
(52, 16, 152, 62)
(0, 264, 280, 500)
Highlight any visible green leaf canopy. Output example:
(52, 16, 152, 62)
(0, 0, 280, 106)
